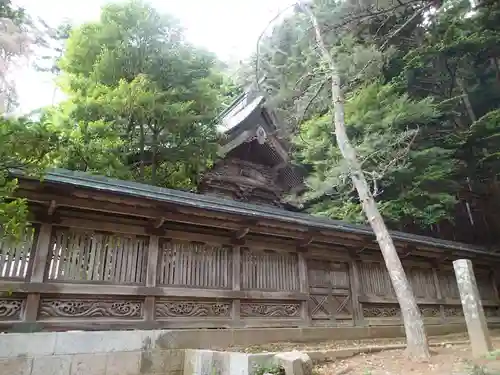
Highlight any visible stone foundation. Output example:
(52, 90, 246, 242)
(0, 323, 495, 375)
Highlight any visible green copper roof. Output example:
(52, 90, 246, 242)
(16, 168, 497, 257)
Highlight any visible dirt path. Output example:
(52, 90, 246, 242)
(231, 330, 500, 354)
(315, 343, 500, 375)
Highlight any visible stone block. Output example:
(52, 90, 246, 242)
(274, 351, 312, 375)
(105, 351, 141, 375)
(147, 349, 184, 373)
(0, 357, 33, 375)
(70, 353, 107, 375)
(0, 332, 56, 358)
(55, 330, 145, 355)
(32, 355, 71, 375)
(183, 349, 215, 375)
(155, 329, 233, 350)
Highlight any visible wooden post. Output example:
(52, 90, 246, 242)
(145, 235, 159, 322)
(297, 252, 310, 326)
(432, 267, 446, 323)
(453, 259, 493, 357)
(348, 259, 364, 326)
(232, 246, 242, 327)
(25, 224, 52, 323)
(29, 224, 52, 283)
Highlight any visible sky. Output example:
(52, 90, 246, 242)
(13, 0, 295, 113)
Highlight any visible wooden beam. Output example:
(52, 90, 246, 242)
(0, 281, 309, 301)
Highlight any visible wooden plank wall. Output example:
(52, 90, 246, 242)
(0, 221, 498, 331)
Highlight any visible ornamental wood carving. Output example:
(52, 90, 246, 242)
(155, 300, 231, 318)
(39, 299, 143, 319)
(0, 299, 24, 320)
(443, 306, 464, 317)
(419, 305, 440, 318)
(362, 304, 400, 318)
(240, 302, 300, 318)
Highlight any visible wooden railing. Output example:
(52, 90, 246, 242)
(0, 221, 498, 331)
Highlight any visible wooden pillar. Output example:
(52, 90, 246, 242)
(453, 259, 492, 357)
(144, 235, 159, 323)
(29, 224, 52, 283)
(297, 252, 310, 326)
(25, 224, 52, 323)
(432, 267, 446, 323)
(232, 246, 242, 327)
(348, 259, 364, 326)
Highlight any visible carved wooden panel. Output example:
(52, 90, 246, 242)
(157, 240, 232, 288)
(155, 299, 231, 318)
(39, 298, 143, 319)
(362, 303, 400, 318)
(47, 228, 147, 284)
(443, 306, 464, 318)
(0, 298, 24, 320)
(241, 249, 299, 291)
(359, 262, 395, 297)
(419, 305, 441, 318)
(0, 227, 36, 280)
(406, 267, 437, 299)
(240, 301, 301, 318)
(439, 271, 460, 299)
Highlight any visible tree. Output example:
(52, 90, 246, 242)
(294, 82, 459, 231)
(47, 0, 226, 189)
(296, 1, 431, 359)
(0, 116, 58, 240)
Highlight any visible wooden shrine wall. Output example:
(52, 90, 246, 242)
(0, 220, 499, 331)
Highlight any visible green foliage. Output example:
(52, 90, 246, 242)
(293, 82, 458, 228)
(46, 0, 227, 188)
(252, 363, 284, 375)
(0, 117, 58, 240)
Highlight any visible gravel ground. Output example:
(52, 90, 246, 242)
(230, 330, 500, 354)
(314, 344, 500, 375)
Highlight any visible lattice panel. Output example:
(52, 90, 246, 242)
(241, 249, 299, 291)
(47, 228, 147, 283)
(39, 297, 143, 319)
(157, 240, 232, 288)
(439, 271, 460, 299)
(476, 272, 496, 300)
(308, 260, 349, 288)
(309, 294, 352, 320)
(407, 267, 437, 299)
(0, 227, 36, 279)
(359, 262, 395, 297)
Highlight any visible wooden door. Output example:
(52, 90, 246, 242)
(307, 260, 353, 326)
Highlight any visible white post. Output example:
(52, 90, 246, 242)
(453, 259, 493, 357)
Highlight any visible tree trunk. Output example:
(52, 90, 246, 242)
(139, 124, 145, 182)
(457, 77, 477, 124)
(151, 131, 158, 185)
(300, 2, 430, 360)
